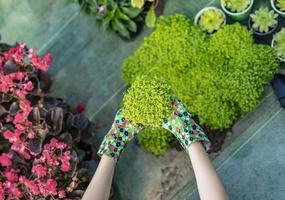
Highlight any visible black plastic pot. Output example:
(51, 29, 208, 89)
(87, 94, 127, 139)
(143, 0, 164, 16)
(248, 17, 279, 40)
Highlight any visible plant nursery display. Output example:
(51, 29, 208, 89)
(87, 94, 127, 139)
(271, 0, 285, 17)
(195, 7, 226, 34)
(221, 0, 253, 20)
(122, 14, 279, 154)
(272, 28, 285, 61)
(0, 43, 96, 199)
(249, 7, 278, 37)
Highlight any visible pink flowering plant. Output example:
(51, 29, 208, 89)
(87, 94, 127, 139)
(0, 43, 95, 199)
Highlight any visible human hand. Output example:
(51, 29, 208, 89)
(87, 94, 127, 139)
(162, 99, 210, 151)
(98, 109, 144, 162)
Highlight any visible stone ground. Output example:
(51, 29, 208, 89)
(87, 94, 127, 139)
(0, 0, 284, 199)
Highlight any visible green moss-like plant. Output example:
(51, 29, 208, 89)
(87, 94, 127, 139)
(222, 0, 251, 12)
(122, 76, 173, 127)
(274, 28, 285, 59)
(250, 7, 278, 33)
(139, 128, 174, 155)
(276, 0, 285, 12)
(198, 8, 225, 33)
(122, 14, 279, 154)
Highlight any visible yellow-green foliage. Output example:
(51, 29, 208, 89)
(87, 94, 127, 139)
(123, 14, 279, 130)
(122, 76, 173, 127)
(198, 8, 225, 33)
(123, 14, 279, 154)
(139, 128, 173, 155)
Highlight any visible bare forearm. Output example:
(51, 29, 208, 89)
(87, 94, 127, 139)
(188, 142, 227, 200)
(82, 155, 115, 200)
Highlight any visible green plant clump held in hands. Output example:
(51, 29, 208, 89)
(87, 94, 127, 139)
(122, 76, 173, 127)
(250, 7, 278, 33)
(198, 8, 225, 33)
(274, 28, 285, 59)
(222, 0, 251, 12)
(276, 0, 285, 12)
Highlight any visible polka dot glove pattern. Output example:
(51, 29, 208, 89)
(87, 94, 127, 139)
(162, 99, 210, 151)
(98, 109, 144, 162)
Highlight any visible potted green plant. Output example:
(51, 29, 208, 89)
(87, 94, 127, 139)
(69, 0, 143, 40)
(131, 0, 164, 28)
(248, 7, 278, 38)
(221, 0, 254, 20)
(271, 0, 285, 17)
(272, 28, 285, 61)
(194, 7, 226, 34)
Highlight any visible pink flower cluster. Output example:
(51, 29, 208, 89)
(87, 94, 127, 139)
(0, 43, 52, 99)
(0, 44, 78, 199)
(0, 139, 73, 199)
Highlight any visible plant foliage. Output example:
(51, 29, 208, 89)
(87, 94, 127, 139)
(138, 128, 173, 155)
(0, 43, 95, 199)
(274, 28, 285, 59)
(122, 76, 173, 127)
(222, 0, 251, 12)
(198, 8, 225, 33)
(69, 0, 143, 39)
(250, 7, 278, 33)
(123, 14, 279, 133)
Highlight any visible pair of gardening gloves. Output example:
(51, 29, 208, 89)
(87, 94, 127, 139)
(98, 99, 210, 162)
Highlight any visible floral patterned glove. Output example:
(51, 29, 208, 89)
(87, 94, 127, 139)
(98, 109, 144, 162)
(162, 99, 210, 151)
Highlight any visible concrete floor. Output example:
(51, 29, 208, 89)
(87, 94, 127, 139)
(0, 0, 284, 199)
(170, 88, 285, 200)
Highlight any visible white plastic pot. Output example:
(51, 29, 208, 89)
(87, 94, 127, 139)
(221, 0, 254, 21)
(270, 0, 285, 18)
(271, 38, 285, 62)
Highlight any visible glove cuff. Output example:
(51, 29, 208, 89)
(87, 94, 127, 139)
(97, 133, 127, 162)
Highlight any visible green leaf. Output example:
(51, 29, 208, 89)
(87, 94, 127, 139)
(145, 3, 156, 28)
(112, 19, 130, 39)
(126, 20, 137, 32)
(121, 7, 142, 18)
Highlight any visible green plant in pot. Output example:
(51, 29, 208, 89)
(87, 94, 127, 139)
(69, 0, 143, 39)
(195, 7, 226, 34)
(131, 0, 161, 28)
(221, 0, 253, 20)
(271, 0, 285, 17)
(249, 7, 278, 38)
(272, 28, 285, 61)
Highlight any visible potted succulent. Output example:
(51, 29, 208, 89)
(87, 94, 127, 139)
(271, 0, 285, 17)
(272, 28, 285, 61)
(221, 0, 254, 21)
(248, 7, 278, 38)
(194, 7, 226, 34)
